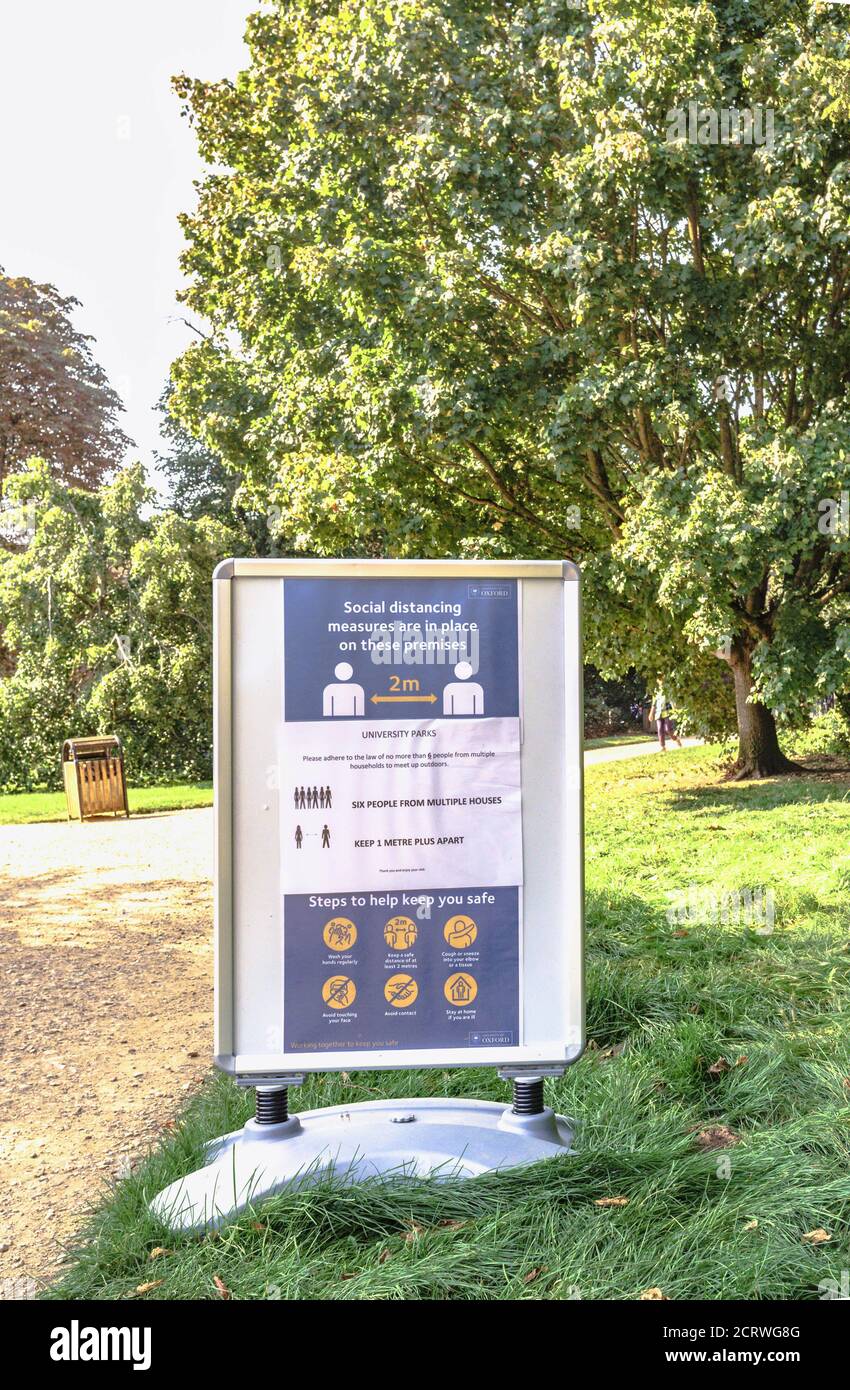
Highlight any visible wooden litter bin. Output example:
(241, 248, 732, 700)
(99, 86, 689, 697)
(62, 735, 130, 821)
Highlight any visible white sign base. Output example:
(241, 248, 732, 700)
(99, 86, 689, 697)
(150, 1096, 574, 1233)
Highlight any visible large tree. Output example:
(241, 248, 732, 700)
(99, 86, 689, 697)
(0, 461, 242, 788)
(170, 0, 850, 774)
(0, 274, 131, 493)
(156, 384, 241, 521)
(155, 385, 279, 553)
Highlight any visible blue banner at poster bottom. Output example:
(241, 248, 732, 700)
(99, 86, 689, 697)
(283, 886, 520, 1052)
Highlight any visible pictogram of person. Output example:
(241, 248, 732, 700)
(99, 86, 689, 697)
(325, 785, 332, 809)
(293, 787, 300, 810)
(298, 787, 306, 810)
(321, 824, 331, 848)
(294, 825, 303, 849)
(311, 786, 319, 808)
(442, 661, 484, 715)
(319, 786, 326, 809)
(323, 662, 365, 716)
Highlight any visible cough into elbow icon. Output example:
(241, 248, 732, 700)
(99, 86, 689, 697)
(443, 661, 484, 715)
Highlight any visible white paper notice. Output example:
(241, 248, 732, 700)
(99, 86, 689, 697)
(281, 715, 522, 894)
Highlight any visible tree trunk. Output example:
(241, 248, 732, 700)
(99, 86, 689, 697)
(728, 644, 800, 779)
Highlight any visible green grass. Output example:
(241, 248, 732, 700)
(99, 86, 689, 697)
(46, 747, 850, 1300)
(0, 782, 213, 825)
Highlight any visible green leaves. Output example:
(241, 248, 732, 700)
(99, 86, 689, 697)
(165, 0, 850, 741)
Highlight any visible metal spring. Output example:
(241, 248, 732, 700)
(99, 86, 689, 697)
(255, 1087, 289, 1125)
(512, 1078, 545, 1115)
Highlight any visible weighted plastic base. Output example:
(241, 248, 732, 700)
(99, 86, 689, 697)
(150, 1096, 575, 1232)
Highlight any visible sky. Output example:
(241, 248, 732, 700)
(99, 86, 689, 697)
(0, 1, 251, 492)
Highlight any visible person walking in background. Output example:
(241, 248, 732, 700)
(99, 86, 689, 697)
(652, 678, 682, 751)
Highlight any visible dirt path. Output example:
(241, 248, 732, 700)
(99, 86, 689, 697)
(0, 809, 213, 1293)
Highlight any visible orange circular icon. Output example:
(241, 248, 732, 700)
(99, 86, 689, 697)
(443, 973, 478, 1007)
(322, 975, 356, 1009)
(384, 915, 418, 951)
(323, 917, 357, 951)
(443, 914, 478, 949)
(384, 973, 419, 1008)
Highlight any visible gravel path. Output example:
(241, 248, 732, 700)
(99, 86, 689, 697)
(0, 809, 213, 1292)
(584, 737, 702, 765)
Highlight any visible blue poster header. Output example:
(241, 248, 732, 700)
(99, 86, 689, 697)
(283, 577, 519, 721)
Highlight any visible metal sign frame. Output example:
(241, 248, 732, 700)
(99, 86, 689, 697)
(213, 558, 584, 1081)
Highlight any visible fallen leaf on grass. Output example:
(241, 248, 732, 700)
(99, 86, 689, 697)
(801, 1228, 831, 1245)
(378, 1249, 391, 1264)
(672, 930, 689, 939)
(595, 1196, 629, 1207)
(148, 1247, 171, 1260)
(437, 1218, 467, 1229)
(639, 1287, 669, 1300)
(743, 1220, 759, 1232)
(693, 1125, 740, 1151)
(523, 1266, 548, 1285)
(213, 1275, 231, 1299)
(251, 1223, 266, 1233)
(340, 1272, 359, 1281)
(707, 1057, 731, 1076)
(135, 1281, 163, 1295)
(402, 1221, 425, 1242)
